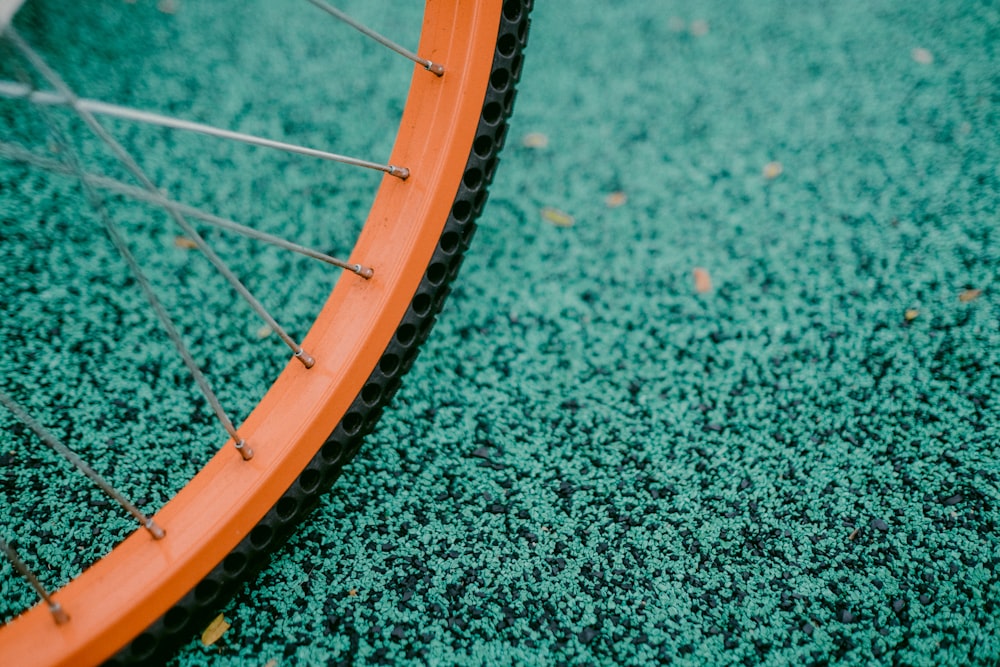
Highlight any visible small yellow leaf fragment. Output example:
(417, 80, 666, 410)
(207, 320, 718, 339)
(904, 308, 920, 322)
(958, 288, 982, 303)
(263, 661, 278, 667)
(541, 206, 574, 227)
(693, 267, 713, 294)
(911, 47, 933, 65)
(690, 19, 709, 37)
(521, 132, 549, 149)
(762, 161, 783, 180)
(348, 588, 358, 597)
(174, 236, 198, 249)
(201, 613, 230, 646)
(157, 0, 177, 14)
(256, 324, 274, 339)
(604, 191, 627, 208)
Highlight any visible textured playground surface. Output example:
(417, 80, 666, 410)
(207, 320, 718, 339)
(1, 0, 997, 665)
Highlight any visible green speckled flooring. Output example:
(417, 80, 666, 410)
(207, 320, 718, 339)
(1, 1, 998, 665)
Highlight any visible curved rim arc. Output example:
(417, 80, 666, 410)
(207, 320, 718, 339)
(0, 2, 503, 665)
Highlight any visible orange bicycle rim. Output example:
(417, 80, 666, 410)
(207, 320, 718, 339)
(0, 1, 503, 664)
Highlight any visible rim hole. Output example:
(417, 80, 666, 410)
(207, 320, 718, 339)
(396, 323, 417, 347)
(361, 383, 382, 405)
(490, 68, 510, 92)
(163, 606, 189, 632)
(379, 353, 401, 377)
(223, 552, 247, 576)
(474, 135, 494, 158)
(452, 199, 472, 222)
(427, 262, 447, 286)
(342, 412, 363, 436)
(130, 633, 157, 660)
(412, 292, 432, 316)
(463, 168, 483, 189)
(498, 33, 516, 57)
(483, 102, 502, 125)
(503, 1, 522, 22)
(193, 579, 220, 604)
(299, 467, 321, 494)
(439, 231, 460, 254)
(250, 524, 273, 549)
(321, 441, 343, 464)
(276, 496, 299, 521)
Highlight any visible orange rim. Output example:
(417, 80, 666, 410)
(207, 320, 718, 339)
(0, 1, 502, 665)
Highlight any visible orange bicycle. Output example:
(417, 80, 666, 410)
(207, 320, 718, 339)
(0, 1, 531, 664)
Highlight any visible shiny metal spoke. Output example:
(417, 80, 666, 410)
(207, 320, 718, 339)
(0, 140, 374, 278)
(0, 391, 166, 539)
(306, 0, 444, 76)
(0, 79, 410, 179)
(4, 28, 317, 369)
(3, 30, 255, 460)
(0, 537, 69, 625)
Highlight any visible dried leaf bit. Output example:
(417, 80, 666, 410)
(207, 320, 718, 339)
(693, 267, 713, 294)
(201, 613, 230, 646)
(541, 207, 575, 227)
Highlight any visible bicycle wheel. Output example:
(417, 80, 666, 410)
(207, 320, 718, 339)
(0, 0, 531, 664)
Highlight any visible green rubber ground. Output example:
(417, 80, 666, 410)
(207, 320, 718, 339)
(1, 1, 998, 665)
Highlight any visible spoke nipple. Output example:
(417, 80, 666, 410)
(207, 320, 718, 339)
(294, 348, 316, 369)
(389, 165, 410, 180)
(145, 519, 166, 540)
(50, 602, 70, 625)
(425, 61, 445, 77)
(355, 264, 374, 280)
(234, 439, 254, 461)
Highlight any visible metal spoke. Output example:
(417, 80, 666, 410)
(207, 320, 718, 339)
(0, 140, 374, 278)
(306, 0, 445, 76)
(0, 79, 410, 179)
(2, 32, 255, 460)
(4, 28, 317, 369)
(44, 150, 255, 459)
(0, 391, 166, 539)
(0, 537, 69, 625)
